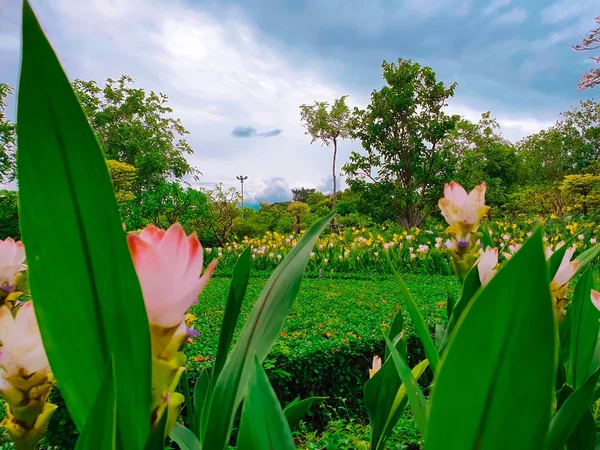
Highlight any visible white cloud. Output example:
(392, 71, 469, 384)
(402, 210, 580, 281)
(541, 0, 588, 24)
(18, 0, 354, 197)
(496, 7, 527, 24)
(482, 0, 511, 16)
(447, 101, 553, 142)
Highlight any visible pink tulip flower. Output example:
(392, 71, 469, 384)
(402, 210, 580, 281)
(0, 238, 26, 291)
(127, 224, 217, 329)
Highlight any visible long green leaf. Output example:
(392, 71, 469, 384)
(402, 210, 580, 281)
(212, 248, 252, 381)
(567, 410, 596, 450)
(547, 367, 600, 450)
(202, 213, 333, 449)
(385, 305, 404, 361)
(193, 368, 210, 439)
(365, 358, 429, 450)
(384, 334, 427, 433)
(75, 363, 116, 450)
(568, 268, 598, 389)
(283, 396, 327, 430)
(388, 260, 439, 373)
(170, 423, 202, 450)
(575, 244, 600, 271)
(237, 356, 295, 450)
(445, 264, 480, 340)
(18, 2, 151, 447)
(426, 228, 556, 450)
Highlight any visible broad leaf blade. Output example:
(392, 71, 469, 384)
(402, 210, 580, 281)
(568, 268, 598, 389)
(193, 368, 210, 439)
(388, 260, 439, 373)
(202, 213, 333, 449)
(426, 228, 556, 450)
(566, 410, 596, 450)
(237, 356, 295, 450)
(283, 396, 327, 430)
(547, 367, 600, 450)
(170, 423, 202, 450)
(18, 3, 151, 447)
(384, 334, 427, 433)
(213, 248, 251, 381)
(75, 364, 116, 450)
(365, 359, 429, 450)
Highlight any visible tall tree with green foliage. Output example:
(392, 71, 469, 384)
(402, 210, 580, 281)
(299, 95, 351, 211)
(0, 190, 19, 240)
(0, 84, 16, 183)
(72, 75, 197, 192)
(517, 99, 599, 185)
(291, 187, 316, 203)
(344, 59, 459, 228)
(448, 113, 521, 207)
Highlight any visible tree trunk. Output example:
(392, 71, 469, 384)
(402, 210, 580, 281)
(332, 139, 337, 212)
(399, 204, 423, 229)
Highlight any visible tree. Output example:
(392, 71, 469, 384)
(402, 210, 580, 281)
(287, 202, 311, 233)
(517, 100, 599, 185)
(107, 159, 137, 203)
(122, 182, 208, 231)
(448, 113, 520, 207)
(0, 190, 19, 240)
(299, 96, 351, 211)
(198, 183, 240, 246)
(560, 174, 600, 215)
(572, 16, 600, 91)
(344, 59, 460, 228)
(0, 84, 16, 183)
(291, 187, 316, 203)
(73, 75, 197, 192)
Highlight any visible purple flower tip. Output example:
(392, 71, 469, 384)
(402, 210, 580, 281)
(458, 240, 469, 248)
(186, 328, 200, 338)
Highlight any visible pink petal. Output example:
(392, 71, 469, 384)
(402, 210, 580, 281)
(592, 290, 600, 312)
(444, 181, 468, 206)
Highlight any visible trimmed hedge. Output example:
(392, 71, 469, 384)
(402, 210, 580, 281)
(3, 272, 457, 448)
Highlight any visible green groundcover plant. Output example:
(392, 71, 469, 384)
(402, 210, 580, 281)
(1, 2, 600, 450)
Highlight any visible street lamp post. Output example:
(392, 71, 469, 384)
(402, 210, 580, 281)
(236, 175, 248, 219)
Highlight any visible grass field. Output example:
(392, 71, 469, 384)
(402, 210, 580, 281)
(186, 272, 458, 370)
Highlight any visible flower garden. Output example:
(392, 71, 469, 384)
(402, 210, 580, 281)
(2, 3, 600, 450)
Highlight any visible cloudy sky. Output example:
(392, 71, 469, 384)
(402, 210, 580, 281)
(0, 0, 598, 203)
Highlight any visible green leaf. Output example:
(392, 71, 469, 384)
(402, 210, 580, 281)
(145, 406, 168, 450)
(237, 356, 295, 450)
(385, 305, 404, 361)
(181, 371, 195, 436)
(568, 268, 598, 389)
(75, 363, 116, 450)
(365, 359, 429, 450)
(283, 396, 327, 430)
(567, 411, 596, 450)
(547, 366, 600, 450)
(444, 265, 480, 341)
(445, 284, 456, 325)
(383, 334, 427, 433)
(388, 260, 439, 373)
(479, 224, 494, 249)
(18, 3, 151, 448)
(575, 244, 600, 272)
(193, 368, 210, 439)
(202, 213, 333, 449)
(212, 248, 252, 381)
(170, 423, 202, 450)
(426, 228, 556, 450)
